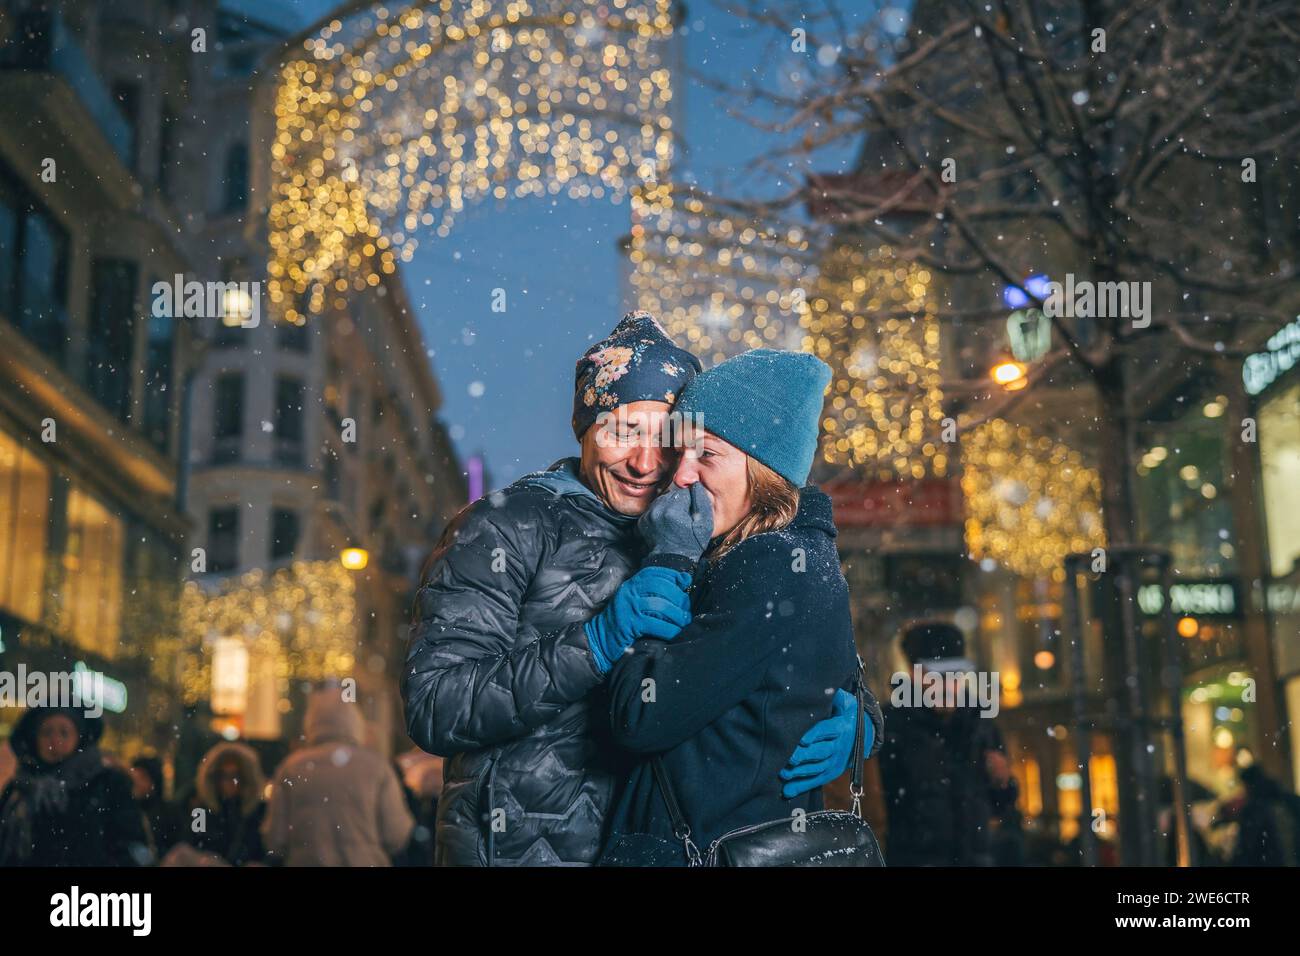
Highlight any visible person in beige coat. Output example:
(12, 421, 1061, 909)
(262, 689, 415, 866)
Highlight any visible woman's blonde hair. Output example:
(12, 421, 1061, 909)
(708, 456, 801, 559)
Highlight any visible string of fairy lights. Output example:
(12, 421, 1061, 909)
(267, 0, 676, 323)
(627, 188, 950, 479)
(180, 562, 358, 709)
(961, 419, 1106, 582)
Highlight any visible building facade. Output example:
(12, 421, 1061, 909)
(0, 0, 203, 757)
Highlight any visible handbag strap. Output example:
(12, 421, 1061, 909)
(651, 756, 702, 865)
(650, 654, 874, 864)
(849, 654, 868, 818)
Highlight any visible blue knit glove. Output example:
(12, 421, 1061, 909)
(584, 567, 692, 674)
(638, 483, 713, 572)
(779, 689, 872, 798)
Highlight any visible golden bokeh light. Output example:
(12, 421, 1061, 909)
(961, 419, 1105, 581)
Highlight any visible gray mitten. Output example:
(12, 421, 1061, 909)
(638, 483, 714, 571)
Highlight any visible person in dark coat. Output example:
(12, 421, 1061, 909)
(131, 755, 179, 857)
(1225, 765, 1300, 866)
(175, 741, 266, 866)
(879, 621, 1016, 866)
(0, 707, 152, 866)
(404, 313, 875, 866)
(601, 349, 884, 865)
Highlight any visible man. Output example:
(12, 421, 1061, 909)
(879, 620, 1017, 866)
(403, 312, 878, 866)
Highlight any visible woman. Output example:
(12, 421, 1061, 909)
(0, 707, 152, 866)
(173, 740, 267, 865)
(601, 348, 883, 865)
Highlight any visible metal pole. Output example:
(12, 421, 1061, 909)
(1155, 551, 1196, 867)
(1064, 553, 1097, 867)
(1114, 548, 1158, 865)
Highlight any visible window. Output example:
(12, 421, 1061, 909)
(0, 159, 70, 362)
(213, 373, 244, 463)
(62, 489, 124, 659)
(212, 259, 249, 348)
(274, 376, 304, 466)
(142, 292, 174, 455)
(0, 428, 50, 623)
(223, 142, 249, 214)
(270, 508, 299, 562)
(86, 258, 138, 423)
(207, 507, 239, 574)
(111, 82, 141, 171)
(323, 450, 341, 502)
(157, 107, 177, 194)
(277, 320, 310, 352)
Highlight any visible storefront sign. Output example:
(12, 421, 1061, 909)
(73, 661, 128, 714)
(1243, 315, 1300, 396)
(824, 478, 960, 528)
(1137, 580, 1240, 618)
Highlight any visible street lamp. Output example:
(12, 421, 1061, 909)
(340, 546, 369, 571)
(991, 357, 1028, 390)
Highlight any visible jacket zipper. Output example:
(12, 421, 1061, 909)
(483, 759, 499, 867)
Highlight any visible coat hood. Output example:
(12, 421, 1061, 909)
(196, 741, 265, 814)
(303, 691, 364, 747)
(518, 458, 637, 526)
(519, 458, 600, 501)
(8, 707, 104, 767)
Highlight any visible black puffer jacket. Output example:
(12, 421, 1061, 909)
(403, 459, 641, 865)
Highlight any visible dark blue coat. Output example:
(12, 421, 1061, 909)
(604, 487, 876, 860)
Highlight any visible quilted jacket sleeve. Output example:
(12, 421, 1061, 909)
(402, 492, 605, 756)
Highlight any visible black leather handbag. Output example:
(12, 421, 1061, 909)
(652, 662, 886, 867)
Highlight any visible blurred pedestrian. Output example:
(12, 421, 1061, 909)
(0, 707, 152, 866)
(261, 689, 414, 866)
(1224, 765, 1300, 866)
(392, 749, 443, 866)
(879, 621, 1018, 866)
(131, 755, 179, 857)
(171, 740, 267, 865)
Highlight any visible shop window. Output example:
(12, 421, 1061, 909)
(61, 489, 125, 659)
(0, 428, 50, 623)
(1260, 380, 1300, 578)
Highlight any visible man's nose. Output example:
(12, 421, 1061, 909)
(625, 441, 663, 477)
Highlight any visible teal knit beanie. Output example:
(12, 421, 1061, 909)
(675, 349, 831, 486)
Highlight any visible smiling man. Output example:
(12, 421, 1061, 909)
(403, 312, 871, 866)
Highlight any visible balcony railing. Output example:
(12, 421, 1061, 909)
(0, 9, 134, 167)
